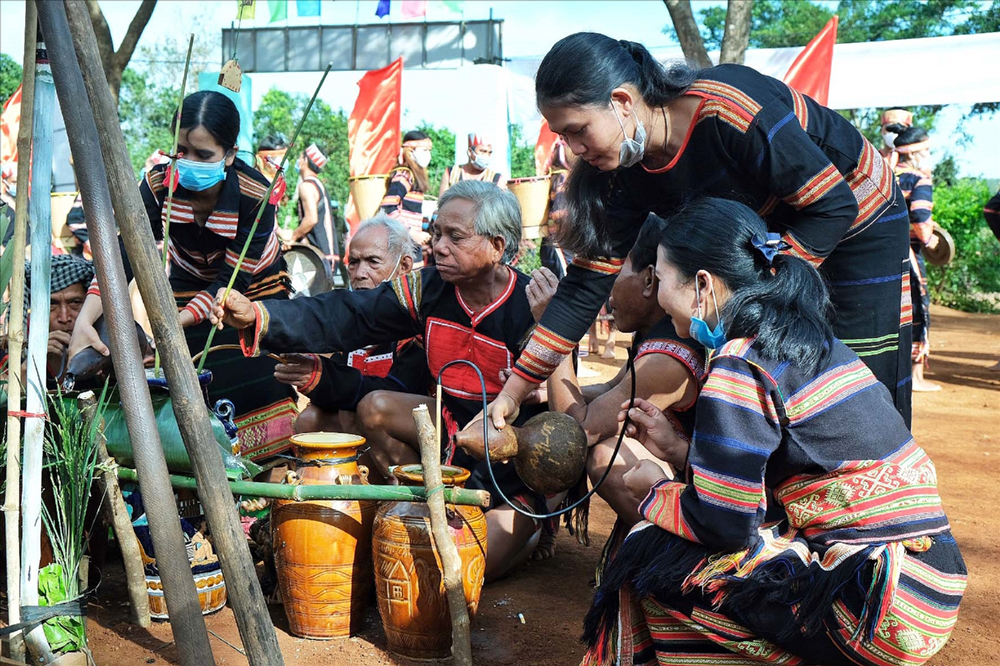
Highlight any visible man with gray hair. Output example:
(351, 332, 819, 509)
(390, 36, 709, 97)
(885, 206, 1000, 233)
(215, 179, 560, 581)
(272, 213, 428, 434)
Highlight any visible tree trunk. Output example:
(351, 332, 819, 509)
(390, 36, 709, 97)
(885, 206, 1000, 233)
(720, 0, 754, 64)
(84, 0, 156, 106)
(663, 0, 713, 69)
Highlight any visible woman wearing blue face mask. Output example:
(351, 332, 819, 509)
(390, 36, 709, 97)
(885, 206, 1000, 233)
(492, 32, 914, 435)
(69, 90, 299, 463)
(581, 197, 966, 666)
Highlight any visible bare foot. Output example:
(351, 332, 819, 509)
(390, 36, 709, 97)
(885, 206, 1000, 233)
(531, 530, 557, 561)
(913, 380, 942, 392)
(601, 345, 617, 359)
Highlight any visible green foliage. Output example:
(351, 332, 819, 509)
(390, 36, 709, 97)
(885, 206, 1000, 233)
(840, 106, 945, 147)
(254, 88, 351, 227)
(925, 178, 1000, 312)
(415, 121, 457, 197)
(509, 123, 536, 179)
(933, 155, 961, 188)
(514, 245, 542, 273)
(119, 68, 177, 177)
(41, 382, 112, 653)
(0, 53, 22, 106)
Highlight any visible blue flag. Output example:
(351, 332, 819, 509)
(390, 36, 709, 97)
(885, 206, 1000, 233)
(296, 0, 320, 16)
(376, 0, 391, 18)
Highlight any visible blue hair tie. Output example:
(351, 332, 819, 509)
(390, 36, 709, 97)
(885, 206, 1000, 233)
(750, 232, 790, 265)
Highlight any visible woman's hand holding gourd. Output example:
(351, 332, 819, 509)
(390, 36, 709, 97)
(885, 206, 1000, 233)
(209, 287, 256, 331)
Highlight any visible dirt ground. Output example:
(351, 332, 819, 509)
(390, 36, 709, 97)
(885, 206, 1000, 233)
(80, 305, 1000, 666)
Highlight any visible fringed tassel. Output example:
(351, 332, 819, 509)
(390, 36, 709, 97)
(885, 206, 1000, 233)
(853, 543, 903, 644)
(722, 545, 880, 643)
(582, 525, 708, 652)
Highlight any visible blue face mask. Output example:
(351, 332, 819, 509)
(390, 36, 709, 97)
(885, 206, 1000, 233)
(176, 157, 227, 191)
(690, 279, 726, 349)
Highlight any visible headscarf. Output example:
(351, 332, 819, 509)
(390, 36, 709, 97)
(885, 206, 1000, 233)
(22, 253, 95, 316)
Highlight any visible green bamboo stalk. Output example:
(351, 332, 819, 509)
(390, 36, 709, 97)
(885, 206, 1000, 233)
(115, 467, 491, 508)
(154, 33, 195, 378)
(196, 63, 333, 373)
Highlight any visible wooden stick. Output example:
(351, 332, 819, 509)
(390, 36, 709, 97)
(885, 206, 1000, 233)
(79, 392, 151, 628)
(20, 13, 57, 662)
(153, 32, 195, 378)
(2, 4, 37, 660)
(40, 3, 215, 663)
(412, 405, 473, 666)
(196, 63, 332, 372)
(62, 3, 283, 663)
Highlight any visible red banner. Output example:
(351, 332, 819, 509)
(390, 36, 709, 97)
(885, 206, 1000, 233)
(1, 84, 22, 191)
(534, 119, 560, 176)
(784, 16, 838, 107)
(346, 57, 403, 233)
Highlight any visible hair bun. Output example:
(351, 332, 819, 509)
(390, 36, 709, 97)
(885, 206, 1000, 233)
(883, 122, 909, 134)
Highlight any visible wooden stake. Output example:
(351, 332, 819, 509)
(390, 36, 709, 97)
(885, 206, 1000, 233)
(38, 2, 214, 662)
(412, 405, 473, 666)
(78, 391, 151, 628)
(2, 3, 37, 660)
(62, 3, 283, 663)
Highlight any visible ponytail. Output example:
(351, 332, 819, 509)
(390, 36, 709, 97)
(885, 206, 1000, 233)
(656, 198, 835, 373)
(536, 33, 697, 258)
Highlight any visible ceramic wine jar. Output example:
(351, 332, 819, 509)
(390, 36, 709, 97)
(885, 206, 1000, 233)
(271, 433, 376, 639)
(372, 464, 487, 659)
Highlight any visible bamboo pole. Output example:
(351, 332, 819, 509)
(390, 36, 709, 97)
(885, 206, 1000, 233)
(20, 14, 57, 663)
(37, 3, 214, 663)
(2, 4, 38, 660)
(412, 405, 473, 666)
(62, 3, 283, 663)
(115, 467, 492, 507)
(79, 392, 151, 628)
(153, 33, 194, 378)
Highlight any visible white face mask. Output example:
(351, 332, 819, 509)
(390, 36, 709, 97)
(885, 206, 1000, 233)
(413, 150, 432, 169)
(471, 154, 491, 171)
(612, 100, 646, 169)
(881, 130, 898, 149)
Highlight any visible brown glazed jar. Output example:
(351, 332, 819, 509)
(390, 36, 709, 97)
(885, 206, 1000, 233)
(271, 433, 376, 639)
(372, 464, 487, 660)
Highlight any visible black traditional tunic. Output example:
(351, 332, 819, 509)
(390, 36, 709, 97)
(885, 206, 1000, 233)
(895, 165, 935, 364)
(239, 265, 543, 507)
(517, 64, 912, 424)
(300, 339, 430, 413)
(89, 159, 298, 461)
(296, 176, 336, 265)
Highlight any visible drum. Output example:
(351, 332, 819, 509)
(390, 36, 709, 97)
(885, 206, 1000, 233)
(349, 174, 389, 221)
(924, 226, 956, 266)
(507, 176, 551, 240)
(284, 242, 335, 298)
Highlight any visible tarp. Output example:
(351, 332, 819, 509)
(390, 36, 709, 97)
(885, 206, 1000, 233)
(506, 32, 1000, 135)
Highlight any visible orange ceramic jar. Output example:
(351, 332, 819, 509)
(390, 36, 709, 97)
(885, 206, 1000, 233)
(271, 433, 376, 639)
(372, 464, 487, 660)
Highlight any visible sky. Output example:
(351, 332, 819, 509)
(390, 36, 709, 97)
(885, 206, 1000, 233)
(0, 0, 997, 177)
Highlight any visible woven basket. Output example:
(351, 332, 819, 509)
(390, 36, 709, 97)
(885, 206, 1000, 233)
(349, 174, 389, 221)
(508, 176, 551, 240)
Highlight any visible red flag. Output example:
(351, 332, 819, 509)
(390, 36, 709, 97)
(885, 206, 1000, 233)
(346, 57, 403, 234)
(783, 15, 838, 107)
(1, 84, 22, 191)
(534, 119, 560, 176)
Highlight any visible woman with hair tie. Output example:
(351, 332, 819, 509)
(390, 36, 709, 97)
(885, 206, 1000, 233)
(890, 124, 942, 392)
(68, 90, 299, 462)
(583, 197, 965, 666)
(381, 130, 434, 253)
(491, 32, 913, 430)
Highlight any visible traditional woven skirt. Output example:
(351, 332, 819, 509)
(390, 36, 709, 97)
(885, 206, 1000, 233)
(582, 524, 966, 666)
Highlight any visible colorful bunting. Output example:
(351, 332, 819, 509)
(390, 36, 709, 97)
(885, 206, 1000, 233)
(1, 84, 22, 189)
(376, 0, 391, 18)
(268, 0, 287, 22)
(401, 1, 427, 18)
(296, 0, 321, 17)
(441, 0, 463, 12)
(236, 0, 256, 20)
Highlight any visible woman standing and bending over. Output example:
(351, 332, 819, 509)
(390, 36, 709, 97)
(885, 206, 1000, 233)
(493, 32, 912, 431)
(582, 198, 964, 666)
